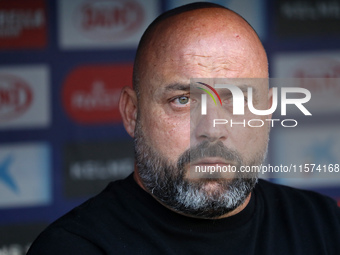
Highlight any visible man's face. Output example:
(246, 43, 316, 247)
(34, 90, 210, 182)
(133, 10, 270, 218)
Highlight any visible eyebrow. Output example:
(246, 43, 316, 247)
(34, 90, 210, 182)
(217, 84, 258, 96)
(164, 83, 191, 92)
(162, 83, 258, 95)
(237, 84, 257, 94)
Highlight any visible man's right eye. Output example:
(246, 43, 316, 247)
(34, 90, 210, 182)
(170, 95, 190, 108)
(177, 96, 190, 104)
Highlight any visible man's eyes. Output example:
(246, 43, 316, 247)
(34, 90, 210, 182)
(167, 92, 249, 112)
(177, 96, 190, 104)
(222, 95, 248, 104)
(170, 95, 190, 107)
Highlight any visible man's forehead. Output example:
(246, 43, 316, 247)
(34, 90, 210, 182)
(142, 12, 265, 74)
(152, 6, 246, 31)
(135, 6, 268, 97)
(143, 7, 253, 54)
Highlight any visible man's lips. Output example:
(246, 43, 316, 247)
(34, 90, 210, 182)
(191, 157, 234, 166)
(187, 157, 236, 179)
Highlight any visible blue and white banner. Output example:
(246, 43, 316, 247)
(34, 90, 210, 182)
(0, 143, 52, 208)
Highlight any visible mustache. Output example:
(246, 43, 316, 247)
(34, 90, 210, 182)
(177, 140, 243, 169)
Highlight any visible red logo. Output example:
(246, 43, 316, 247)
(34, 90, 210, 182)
(62, 64, 133, 124)
(292, 58, 340, 93)
(0, 0, 47, 49)
(0, 75, 33, 120)
(75, 0, 144, 40)
(293, 58, 340, 79)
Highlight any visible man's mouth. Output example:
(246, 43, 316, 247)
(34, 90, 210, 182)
(187, 157, 236, 179)
(191, 157, 234, 166)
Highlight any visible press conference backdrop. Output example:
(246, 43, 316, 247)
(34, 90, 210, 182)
(1, 0, 340, 253)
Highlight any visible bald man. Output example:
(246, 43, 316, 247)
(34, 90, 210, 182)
(28, 3, 340, 255)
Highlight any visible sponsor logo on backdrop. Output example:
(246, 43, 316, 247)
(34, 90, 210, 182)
(75, 0, 144, 40)
(62, 64, 132, 124)
(292, 58, 340, 94)
(274, 52, 340, 79)
(58, 0, 159, 49)
(0, 0, 47, 49)
(273, 53, 340, 115)
(272, 126, 340, 188)
(292, 58, 340, 78)
(275, 0, 340, 37)
(0, 223, 47, 255)
(0, 66, 50, 130)
(0, 143, 51, 208)
(63, 140, 134, 197)
(0, 75, 33, 121)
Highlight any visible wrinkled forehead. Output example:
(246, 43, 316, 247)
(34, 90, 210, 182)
(135, 8, 268, 97)
(144, 8, 257, 52)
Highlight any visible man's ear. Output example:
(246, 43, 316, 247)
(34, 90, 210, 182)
(119, 86, 138, 138)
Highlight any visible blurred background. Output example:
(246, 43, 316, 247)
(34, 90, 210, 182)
(0, 0, 340, 253)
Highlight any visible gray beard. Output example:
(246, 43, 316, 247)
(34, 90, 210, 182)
(134, 120, 266, 219)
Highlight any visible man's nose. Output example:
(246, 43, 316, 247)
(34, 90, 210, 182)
(192, 99, 228, 143)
